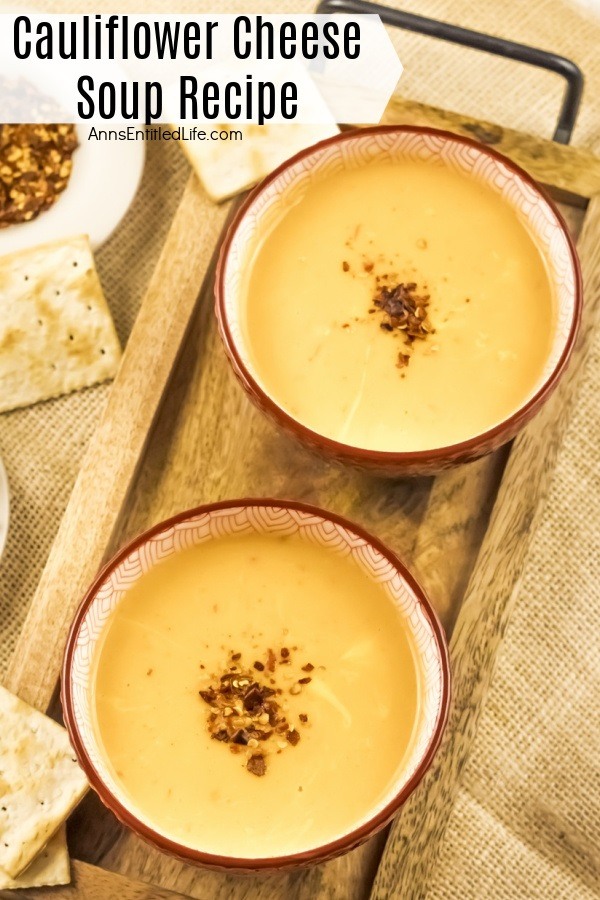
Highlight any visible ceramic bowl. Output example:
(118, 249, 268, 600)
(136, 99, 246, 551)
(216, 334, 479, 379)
(0, 125, 145, 256)
(215, 126, 582, 476)
(62, 499, 450, 871)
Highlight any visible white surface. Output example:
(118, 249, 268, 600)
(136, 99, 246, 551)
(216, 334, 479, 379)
(0, 456, 9, 562)
(0, 125, 145, 255)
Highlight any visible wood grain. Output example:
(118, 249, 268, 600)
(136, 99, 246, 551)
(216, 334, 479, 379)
(409, 449, 509, 631)
(380, 97, 598, 203)
(370, 196, 600, 899)
(97, 830, 389, 900)
(3, 175, 230, 711)
(0, 860, 191, 900)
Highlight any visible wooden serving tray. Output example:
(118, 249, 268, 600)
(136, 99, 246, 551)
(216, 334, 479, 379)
(4, 98, 600, 900)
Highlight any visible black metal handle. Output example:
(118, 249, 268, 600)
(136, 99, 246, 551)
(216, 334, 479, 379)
(316, 0, 583, 144)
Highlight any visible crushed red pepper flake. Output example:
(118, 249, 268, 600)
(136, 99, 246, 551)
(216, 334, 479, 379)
(0, 124, 78, 228)
(199, 688, 216, 705)
(199, 648, 316, 776)
(340, 250, 435, 369)
(247, 754, 266, 777)
(373, 282, 433, 342)
(372, 281, 434, 367)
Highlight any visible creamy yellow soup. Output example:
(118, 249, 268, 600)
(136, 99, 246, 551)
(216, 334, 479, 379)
(92, 533, 422, 858)
(242, 160, 555, 451)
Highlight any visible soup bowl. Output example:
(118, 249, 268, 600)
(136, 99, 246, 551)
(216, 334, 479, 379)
(62, 499, 449, 871)
(215, 126, 582, 475)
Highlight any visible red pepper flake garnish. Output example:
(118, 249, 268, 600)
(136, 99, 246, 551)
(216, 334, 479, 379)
(199, 648, 317, 775)
(299, 713, 308, 723)
(363, 261, 374, 273)
(231, 652, 241, 661)
(199, 688, 217, 706)
(0, 124, 79, 229)
(342, 260, 350, 272)
(243, 683, 268, 711)
(372, 281, 434, 368)
(247, 754, 266, 777)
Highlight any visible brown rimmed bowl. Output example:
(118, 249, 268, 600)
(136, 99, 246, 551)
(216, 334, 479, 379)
(215, 126, 582, 476)
(62, 498, 450, 871)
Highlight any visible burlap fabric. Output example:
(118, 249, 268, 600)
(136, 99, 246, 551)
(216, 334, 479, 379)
(0, 1, 598, 897)
(426, 383, 600, 900)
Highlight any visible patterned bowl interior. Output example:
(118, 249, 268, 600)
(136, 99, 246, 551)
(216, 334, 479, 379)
(69, 503, 446, 856)
(221, 129, 577, 440)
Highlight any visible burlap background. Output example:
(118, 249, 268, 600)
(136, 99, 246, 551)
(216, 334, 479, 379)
(425, 328, 600, 898)
(0, 1, 598, 897)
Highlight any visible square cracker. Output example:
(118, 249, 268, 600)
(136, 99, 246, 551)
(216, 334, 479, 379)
(181, 122, 340, 202)
(0, 235, 121, 414)
(0, 826, 70, 890)
(0, 686, 88, 878)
